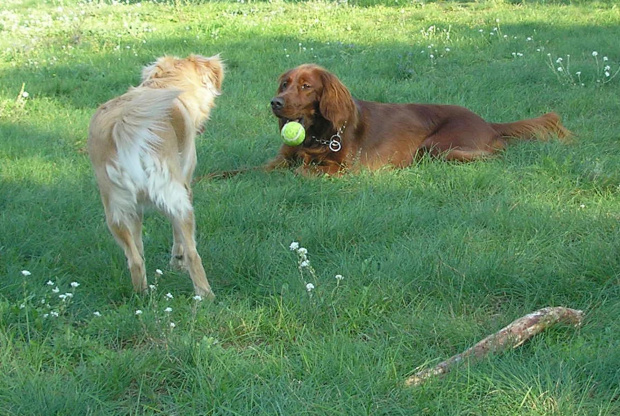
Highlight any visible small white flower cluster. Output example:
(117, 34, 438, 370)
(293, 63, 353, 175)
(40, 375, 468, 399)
(289, 242, 345, 294)
(25, 272, 82, 319)
(290, 241, 316, 292)
(548, 51, 618, 86)
(132, 283, 205, 331)
(290, 242, 311, 267)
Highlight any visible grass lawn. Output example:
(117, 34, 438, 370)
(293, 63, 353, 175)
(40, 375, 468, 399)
(1, 0, 619, 414)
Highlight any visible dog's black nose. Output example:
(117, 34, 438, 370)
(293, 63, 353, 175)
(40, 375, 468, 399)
(270, 97, 284, 110)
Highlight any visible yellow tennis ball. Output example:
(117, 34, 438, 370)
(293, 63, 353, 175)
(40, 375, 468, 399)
(281, 121, 305, 146)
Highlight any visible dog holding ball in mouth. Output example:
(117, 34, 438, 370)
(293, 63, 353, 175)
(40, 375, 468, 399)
(266, 63, 570, 176)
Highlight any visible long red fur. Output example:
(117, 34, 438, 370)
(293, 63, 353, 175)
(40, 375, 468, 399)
(491, 112, 571, 140)
(266, 64, 570, 175)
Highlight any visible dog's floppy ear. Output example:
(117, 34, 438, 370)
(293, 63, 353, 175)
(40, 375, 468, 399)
(190, 54, 225, 94)
(318, 68, 356, 130)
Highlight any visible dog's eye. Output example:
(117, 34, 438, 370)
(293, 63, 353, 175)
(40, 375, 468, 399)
(301, 83, 311, 90)
(280, 82, 288, 90)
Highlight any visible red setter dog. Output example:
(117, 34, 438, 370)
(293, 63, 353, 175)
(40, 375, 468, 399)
(267, 64, 570, 175)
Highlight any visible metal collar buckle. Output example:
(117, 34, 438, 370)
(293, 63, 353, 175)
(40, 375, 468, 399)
(319, 122, 346, 152)
(328, 133, 342, 152)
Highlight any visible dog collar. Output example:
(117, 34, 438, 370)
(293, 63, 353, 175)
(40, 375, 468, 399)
(312, 122, 346, 152)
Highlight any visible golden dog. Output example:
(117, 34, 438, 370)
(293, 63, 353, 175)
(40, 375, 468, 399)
(88, 54, 224, 298)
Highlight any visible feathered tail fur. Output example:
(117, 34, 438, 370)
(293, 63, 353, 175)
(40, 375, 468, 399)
(111, 88, 182, 151)
(100, 87, 192, 222)
(490, 112, 571, 141)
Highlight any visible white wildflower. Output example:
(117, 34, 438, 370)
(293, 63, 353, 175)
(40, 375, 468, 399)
(155, 269, 163, 275)
(165, 293, 173, 300)
(52, 287, 60, 293)
(306, 283, 315, 292)
(50, 311, 59, 317)
(93, 311, 102, 317)
(335, 274, 344, 281)
(164, 307, 172, 313)
(592, 51, 598, 57)
(289, 242, 300, 251)
(193, 295, 203, 302)
(300, 260, 310, 268)
(46, 280, 54, 286)
(70, 282, 79, 288)
(169, 322, 176, 328)
(297, 247, 308, 255)
(21, 270, 31, 276)
(135, 310, 143, 315)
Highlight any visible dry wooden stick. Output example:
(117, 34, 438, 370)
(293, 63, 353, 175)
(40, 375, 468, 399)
(405, 306, 584, 387)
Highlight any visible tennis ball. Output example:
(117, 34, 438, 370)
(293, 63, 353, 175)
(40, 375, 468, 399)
(281, 121, 305, 146)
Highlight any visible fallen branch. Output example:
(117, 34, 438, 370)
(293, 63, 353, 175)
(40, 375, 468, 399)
(405, 306, 584, 387)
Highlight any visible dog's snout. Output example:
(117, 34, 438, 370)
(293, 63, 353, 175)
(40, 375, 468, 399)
(271, 97, 284, 111)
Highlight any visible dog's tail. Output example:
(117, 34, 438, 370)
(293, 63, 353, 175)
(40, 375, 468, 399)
(490, 112, 571, 142)
(112, 88, 182, 150)
(193, 166, 262, 183)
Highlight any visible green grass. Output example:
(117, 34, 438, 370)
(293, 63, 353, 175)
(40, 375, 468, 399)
(1, 0, 619, 414)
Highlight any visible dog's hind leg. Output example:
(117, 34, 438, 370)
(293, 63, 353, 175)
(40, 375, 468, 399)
(106, 213, 147, 293)
(170, 212, 214, 299)
(170, 225, 186, 271)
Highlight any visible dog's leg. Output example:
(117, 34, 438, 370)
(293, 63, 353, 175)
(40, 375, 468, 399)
(170, 212, 214, 299)
(439, 148, 495, 161)
(265, 154, 292, 171)
(437, 137, 507, 161)
(106, 214, 147, 293)
(170, 182, 191, 270)
(170, 226, 186, 270)
(132, 210, 144, 258)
